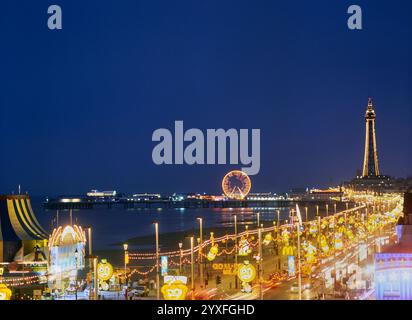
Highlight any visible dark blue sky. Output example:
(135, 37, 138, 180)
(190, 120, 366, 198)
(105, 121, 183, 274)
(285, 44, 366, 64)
(0, 0, 411, 196)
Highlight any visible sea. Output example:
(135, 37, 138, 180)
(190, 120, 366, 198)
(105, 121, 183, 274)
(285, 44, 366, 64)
(31, 196, 292, 251)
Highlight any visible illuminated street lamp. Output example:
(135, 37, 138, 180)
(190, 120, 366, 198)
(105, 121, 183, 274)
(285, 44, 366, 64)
(316, 205, 319, 217)
(334, 203, 337, 214)
(74, 248, 79, 300)
(305, 207, 308, 222)
(234, 214, 238, 289)
(326, 204, 329, 217)
(190, 236, 195, 300)
(277, 210, 280, 227)
(86, 226, 93, 256)
(84, 226, 93, 300)
(256, 212, 260, 228)
(257, 227, 263, 300)
(179, 242, 183, 274)
(297, 223, 302, 301)
(153, 221, 160, 300)
(197, 217, 204, 287)
(123, 243, 128, 299)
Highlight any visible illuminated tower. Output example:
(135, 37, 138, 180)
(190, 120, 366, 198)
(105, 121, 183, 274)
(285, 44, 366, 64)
(362, 98, 380, 177)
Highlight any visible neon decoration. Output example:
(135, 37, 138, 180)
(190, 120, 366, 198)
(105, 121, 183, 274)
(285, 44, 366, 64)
(207, 244, 219, 261)
(48, 225, 86, 276)
(161, 279, 188, 300)
(282, 245, 294, 256)
(238, 261, 256, 283)
(222, 170, 251, 200)
(319, 235, 330, 254)
(238, 236, 252, 256)
(97, 259, 113, 281)
(309, 222, 318, 236)
(263, 233, 273, 246)
(0, 284, 12, 300)
(161, 256, 168, 276)
(241, 282, 252, 293)
(287, 256, 296, 277)
(303, 241, 317, 264)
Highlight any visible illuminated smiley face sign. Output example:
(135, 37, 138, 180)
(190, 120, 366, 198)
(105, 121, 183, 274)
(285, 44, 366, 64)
(237, 261, 256, 283)
(161, 280, 188, 300)
(207, 244, 219, 261)
(263, 233, 273, 246)
(0, 284, 12, 300)
(97, 259, 114, 281)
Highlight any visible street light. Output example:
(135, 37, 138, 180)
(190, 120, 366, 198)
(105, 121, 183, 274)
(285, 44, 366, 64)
(190, 236, 195, 300)
(179, 242, 183, 274)
(297, 223, 302, 300)
(85, 226, 93, 300)
(123, 243, 128, 300)
(316, 205, 319, 217)
(74, 248, 79, 300)
(197, 217, 204, 288)
(86, 227, 93, 257)
(256, 212, 260, 228)
(277, 210, 280, 227)
(257, 226, 263, 300)
(326, 204, 329, 217)
(305, 207, 308, 222)
(234, 214, 238, 289)
(153, 221, 160, 300)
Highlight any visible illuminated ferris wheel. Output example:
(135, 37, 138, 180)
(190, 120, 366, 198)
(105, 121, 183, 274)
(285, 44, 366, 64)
(222, 170, 251, 200)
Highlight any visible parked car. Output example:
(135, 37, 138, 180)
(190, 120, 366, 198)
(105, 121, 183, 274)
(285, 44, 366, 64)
(127, 286, 149, 298)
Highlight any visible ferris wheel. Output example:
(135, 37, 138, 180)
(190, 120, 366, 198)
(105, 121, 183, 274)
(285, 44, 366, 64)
(222, 170, 252, 200)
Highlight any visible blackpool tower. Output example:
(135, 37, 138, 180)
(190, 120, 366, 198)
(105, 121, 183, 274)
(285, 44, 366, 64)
(362, 98, 380, 177)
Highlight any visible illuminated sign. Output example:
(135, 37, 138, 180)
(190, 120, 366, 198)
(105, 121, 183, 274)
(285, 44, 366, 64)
(161, 256, 168, 276)
(97, 259, 113, 281)
(48, 225, 86, 276)
(263, 233, 273, 246)
(0, 284, 12, 300)
(238, 237, 252, 256)
(164, 275, 187, 285)
(161, 280, 188, 300)
(288, 255, 296, 277)
(212, 263, 240, 275)
(207, 245, 219, 261)
(237, 261, 256, 283)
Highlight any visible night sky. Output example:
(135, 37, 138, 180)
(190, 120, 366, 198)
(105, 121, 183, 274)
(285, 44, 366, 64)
(0, 0, 411, 196)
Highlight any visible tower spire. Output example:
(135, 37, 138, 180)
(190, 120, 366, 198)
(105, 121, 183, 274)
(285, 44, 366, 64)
(362, 97, 380, 177)
(367, 97, 373, 109)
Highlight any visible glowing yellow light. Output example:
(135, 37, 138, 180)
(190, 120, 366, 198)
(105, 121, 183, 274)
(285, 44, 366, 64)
(161, 280, 188, 300)
(0, 284, 12, 300)
(237, 261, 256, 283)
(207, 244, 219, 261)
(97, 259, 114, 281)
(238, 236, 252, 256)
(263, 233, 273, 246)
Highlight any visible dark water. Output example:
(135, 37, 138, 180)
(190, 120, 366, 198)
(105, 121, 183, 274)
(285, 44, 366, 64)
(31, 197, 291, 251)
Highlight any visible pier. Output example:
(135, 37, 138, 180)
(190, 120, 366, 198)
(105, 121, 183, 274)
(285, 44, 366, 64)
(42, 197, 344, 210)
